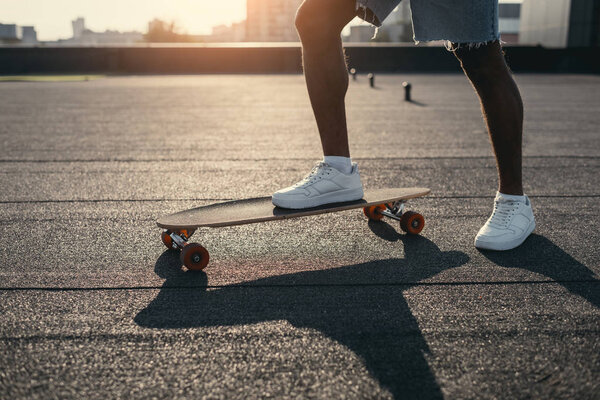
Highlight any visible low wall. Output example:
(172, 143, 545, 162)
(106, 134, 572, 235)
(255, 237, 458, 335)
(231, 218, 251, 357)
(0, 44, 598, 74)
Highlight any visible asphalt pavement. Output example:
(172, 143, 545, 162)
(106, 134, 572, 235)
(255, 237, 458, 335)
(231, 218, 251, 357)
(0, 73, 599, 399)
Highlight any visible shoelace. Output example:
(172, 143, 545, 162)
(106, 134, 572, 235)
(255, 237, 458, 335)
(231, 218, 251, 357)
(488, 200, 520, 228)
(293, 162, 334, 188)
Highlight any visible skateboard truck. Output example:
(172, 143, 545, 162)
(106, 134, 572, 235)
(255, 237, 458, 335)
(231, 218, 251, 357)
(161, 229, 210, 271)
(378, 201, 406, 221)
(362, 201, 425, 235)
(167, 230, 188, 249)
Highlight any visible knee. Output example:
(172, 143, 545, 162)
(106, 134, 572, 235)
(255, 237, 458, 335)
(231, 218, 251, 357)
(295, 0, 342, 44)
(454, 44, 509, 84)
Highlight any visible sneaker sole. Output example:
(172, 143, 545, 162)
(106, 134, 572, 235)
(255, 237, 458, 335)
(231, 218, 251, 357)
(272, 188, 365, 209)
(474, 219, 536, 251)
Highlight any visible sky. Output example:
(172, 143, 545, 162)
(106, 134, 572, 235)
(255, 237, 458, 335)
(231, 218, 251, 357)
(1, 0, 247, 41)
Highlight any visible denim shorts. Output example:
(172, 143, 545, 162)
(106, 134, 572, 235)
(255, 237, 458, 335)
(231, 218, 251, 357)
(355, 0, 500, 45)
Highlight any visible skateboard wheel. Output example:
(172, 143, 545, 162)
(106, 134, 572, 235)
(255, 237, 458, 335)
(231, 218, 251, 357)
(161, 230, 174, 249)
(180, 243, 210, 271)
(400, 211, 425, 235)
(363, 204, 386, 221)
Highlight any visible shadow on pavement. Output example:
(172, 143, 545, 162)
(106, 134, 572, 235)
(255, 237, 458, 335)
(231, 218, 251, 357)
(480, 233, 600, 308)
(136, 229, 469, 399)
(408, 99, 427, 107)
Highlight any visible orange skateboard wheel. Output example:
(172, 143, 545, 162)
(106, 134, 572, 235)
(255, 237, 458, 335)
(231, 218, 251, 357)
(161, 230, 174, 249)
(363, 204, 386, 221)
(400, 211, 425, 235)
(180, 243, 210, 271)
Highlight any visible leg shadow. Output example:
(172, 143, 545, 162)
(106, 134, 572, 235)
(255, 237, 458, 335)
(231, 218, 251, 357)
(479, 233, 600, 308)
(136, 230, 469, 399)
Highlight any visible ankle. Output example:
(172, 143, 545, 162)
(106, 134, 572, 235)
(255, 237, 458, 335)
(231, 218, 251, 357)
(498, 185, 523, 196)
(323, 155, 352, 174)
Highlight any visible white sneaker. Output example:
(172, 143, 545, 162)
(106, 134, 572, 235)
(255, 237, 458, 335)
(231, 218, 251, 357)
(272, 162, 364, 209)
(475, 192, 536, 251)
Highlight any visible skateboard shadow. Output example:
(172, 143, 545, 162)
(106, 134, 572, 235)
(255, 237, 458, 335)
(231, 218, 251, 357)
(479, 233, 600, 308)
(137, 227, 599, 398)
(136, 229, 469, 399)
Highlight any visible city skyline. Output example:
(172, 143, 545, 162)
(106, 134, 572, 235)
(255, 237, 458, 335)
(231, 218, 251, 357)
(1, 0, 247, 41)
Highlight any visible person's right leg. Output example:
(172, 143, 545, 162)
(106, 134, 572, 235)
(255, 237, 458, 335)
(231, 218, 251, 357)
(272, 0, 365, 209)
(294, 0, 358, 158)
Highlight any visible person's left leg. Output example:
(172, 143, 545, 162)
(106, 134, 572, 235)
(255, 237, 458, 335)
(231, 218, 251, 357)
(453, 41, 523, 195)
(453, 41, 535, 250)
(409, 0, 535, 249)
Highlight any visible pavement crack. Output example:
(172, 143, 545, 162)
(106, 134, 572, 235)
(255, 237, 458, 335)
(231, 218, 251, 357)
(1, 279, 598, 292)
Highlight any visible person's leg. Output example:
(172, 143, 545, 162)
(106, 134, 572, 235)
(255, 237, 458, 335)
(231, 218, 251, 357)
(272, 0, 366, 209)
(294, 0, 358, 158)
(408, 0, 534, 249)
(272, 0, 400, 209)
(452, 41, 535, 250)
(452, 41, 524, 195)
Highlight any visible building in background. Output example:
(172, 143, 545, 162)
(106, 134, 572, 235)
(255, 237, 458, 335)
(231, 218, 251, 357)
(519, 0, 599, 47)
(21, 26, 38, 44)
(55, 17, 142, 45)
(72, 17, 86, 40)
(499, 2, 521, 44)
(378, 1, 413, 42)
(210, 21, 246, 42)
(246, 0, 303, 42)
(347, 25, 376, 42)
(0, 23, 38, 44)
(0, 23, 21, 44)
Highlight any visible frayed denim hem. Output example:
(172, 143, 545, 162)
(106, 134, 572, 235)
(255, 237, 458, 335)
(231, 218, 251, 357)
(414, 37, 502, 52)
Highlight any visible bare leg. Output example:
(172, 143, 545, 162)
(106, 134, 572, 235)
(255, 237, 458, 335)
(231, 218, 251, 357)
(295, 0, 359, 157)
(454, 41, 524, 195)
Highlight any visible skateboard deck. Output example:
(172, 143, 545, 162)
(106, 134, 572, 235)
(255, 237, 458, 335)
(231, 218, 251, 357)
(157, 187, 430, 270)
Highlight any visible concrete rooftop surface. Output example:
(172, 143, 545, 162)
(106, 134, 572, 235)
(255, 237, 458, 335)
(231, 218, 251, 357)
(0, 73, 599, 399)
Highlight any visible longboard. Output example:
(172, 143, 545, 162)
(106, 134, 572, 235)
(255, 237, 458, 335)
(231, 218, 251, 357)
(157, 187, 430, 270)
